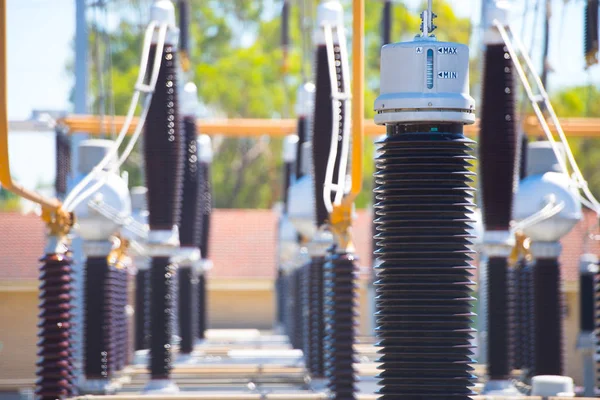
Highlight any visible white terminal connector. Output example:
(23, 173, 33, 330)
(283, 135, 299, 163)
(295, 82, 316, 117)
(197, 134, 213, 164)
(484, 0, 512, 45)
(374, 37, 475, 126)
(314, 0, 344, 45)
(151, 0, 179, 45)
(181, 82, 199, 117)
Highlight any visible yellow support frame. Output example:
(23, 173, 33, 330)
(0, 0, 71, 233)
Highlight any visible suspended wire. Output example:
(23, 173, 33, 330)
(63, 22, 168, 212)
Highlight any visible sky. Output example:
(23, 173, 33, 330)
(5, 0, 598, 120)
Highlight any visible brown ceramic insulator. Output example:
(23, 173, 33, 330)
(36, 251, 74, 400)
(143, 44, 184, 231)
(374, 130, 477, 399)
(532, 257, 563, 376)
(323, 250, 358, 399)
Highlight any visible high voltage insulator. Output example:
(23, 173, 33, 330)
(577, 254, 597, 397)
(585, 0, 599, 68)
(373, 3, 477, 397)
(36, 247, 75, 400)
(131, 187, 151, 351)
(143, 0, 183, 393)
(55, 128, 71, 200)
(305, 256, 326, 377)
(381, 1, 392, 47)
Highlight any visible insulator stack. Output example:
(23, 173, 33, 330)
(296, 117, 307, 179)
(83, 256, 114, 382)
(292, 268, 304, 350)
(178, 110, 202, 354)
(36, 250, 75, 400)
(308, 256, 326, 378)
(373, 130, 477, 399)
(197, 272, 207, 339)
(595, 268, 600, 389)
(382, 1, 392, 47)
(149, 257, 176, 379)
(144, 37, 184, 382)
(178, 0, 190, 56)
(281, 0, 290, 52)
(585, 0, 599, 68)
(479, 41, 518, 382)
(55, 129, 71, 199)
(533, 257, 563, 376)
(106, 264, 118, 375)
(115, 268, 129, 371)
(135, 269, 150, 350)
(323, 251, 357, 399)
(512, 260, 533, 373)
(302, 262, 311, 368)
(178, 267, 197, 354)
(519, 134, 528, 181)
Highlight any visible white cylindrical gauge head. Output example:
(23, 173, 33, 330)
(197, 134, 213, 163)
(295, 82, 316, 117)
(284, 135, 299, 163)
(73, 173, 132, 241)
(526, 141, 566, 177)
(513, 171, 582, 242)
(78, 139, 119, 175)
(287, 174, 316, 238)
(483, 0, 512, 45)
(279, 215, 300, 264)
(375, 38, 476, 125)
(181, 82, 199, 117)
(314, 0, 344, 45)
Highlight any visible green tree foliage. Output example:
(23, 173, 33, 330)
(78, 0, 471, 209)
(0, 185, 22, 212)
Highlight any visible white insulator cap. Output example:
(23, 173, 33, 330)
(78, 139, 118, 175)
(130, 187, 148, 212)
(531, 375, 575, 397)
(375, 39, 476, 125)
(295, 82, 316, 116)
(287, 174, 316, 238)
(181, 82, 199, 117)
(283, 135, 299, 163)
(151, 0, 176, 27)
(513, 172, 582, 242)
(314, 0, 344, 45)
(484, 0, 512, 45)
(197, 134, 213, 163)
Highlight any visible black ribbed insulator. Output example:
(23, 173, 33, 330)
(180, 116, 202, 247)
(281, 0, 290, 50)
(293, 268, 304, 350)
(374, 130, 477, 399)
(309, 256, 326, 378)
(585, 0, 599, 67)
(519, 134, 528, 181)
(312, 44, 345, 227)
(595, 269, 600, 389)
(178, 266, 198, 354)
(276, 270, 285, 327)
(296, 117, 307, 179)
(581, 265, 596, 333)
(198, 162, 212, 258)
(178, 0, 190, 55)
(512, 260, 533, 372)
(149, 257, 176, 379)
(83, 256, 113, 380)
(382, 1, 392, 47)
(302, 262, 312, 368)
(283, 162, 293, 213)
(116, 268, 129, 371)
(135, 269, 150, 350)
(284, 272, 294, 340)
(324, 251, 357, 399)
(55, 129, 71, 198)
(143, 44, 184, 231)
(197, 272, 207, 340)
(479, 44, 518, 231)
(107, 265, 119, 374)
(487, 257, 513, 379)
(532, 257, 563, 376)
(36, 251, 74, 400)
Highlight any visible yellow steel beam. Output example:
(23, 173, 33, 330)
(0, 0, 67, 228)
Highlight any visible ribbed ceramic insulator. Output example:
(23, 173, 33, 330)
(283, 162, 293, 213)
(302, 262, 312, 369)
(296, 117, 307, 179)
(585, 0, 599, 65)
(197, 273, 207, 340)
(312, 45, 344, 227)
(180, 116, 202, 247)
(374, 129, 477, 399)
(324, 251, 357, 399)
(36, 251, 74, 400)
(116, 268, 129, 371)
(512, 260, 533, 372)
(309, 256, 326, 378)
(55, 129, 71, 198)
(143, 44, 184, 230)
(519, 134, 528, 181)
(83, 257, 113, 380)
(487, 257, 513, 379)
(581, 264, 595, 333)
(178, 0, 190, 55)
(293, 268, 304, 350)
(595, 269, 600, 389)
(479, 44, 518, 230)
(276, 270, 285, 327)
(106, 265, 118, 375)
(135, 269, 150, 350)
(198, 162, 212, 259)
(533, 257, 563, 376)
(178, 266, 198, 354)
(149, 257, 176, 379)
